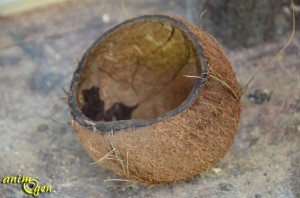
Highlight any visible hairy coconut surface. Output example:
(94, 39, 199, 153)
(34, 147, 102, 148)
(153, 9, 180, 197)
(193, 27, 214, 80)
(69, 15, 241, 184)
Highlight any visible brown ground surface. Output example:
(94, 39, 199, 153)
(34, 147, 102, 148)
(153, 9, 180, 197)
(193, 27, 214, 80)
(0, 0, 299, 197)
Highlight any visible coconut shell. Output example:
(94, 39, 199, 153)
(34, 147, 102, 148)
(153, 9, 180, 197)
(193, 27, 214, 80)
(68, 15, 241, 184)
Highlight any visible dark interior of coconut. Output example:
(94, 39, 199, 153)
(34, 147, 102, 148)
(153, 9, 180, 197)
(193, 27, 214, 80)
(76, 19, 201, 121)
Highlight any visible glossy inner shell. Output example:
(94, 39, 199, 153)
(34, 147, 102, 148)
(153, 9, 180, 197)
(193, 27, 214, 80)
(76, 19, 201, 121)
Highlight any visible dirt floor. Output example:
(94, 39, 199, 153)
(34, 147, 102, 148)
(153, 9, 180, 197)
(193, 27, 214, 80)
(0, 0, 299, 197)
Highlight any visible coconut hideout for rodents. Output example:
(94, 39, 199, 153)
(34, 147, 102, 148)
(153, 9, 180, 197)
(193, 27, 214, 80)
(68, 15, 241, 184)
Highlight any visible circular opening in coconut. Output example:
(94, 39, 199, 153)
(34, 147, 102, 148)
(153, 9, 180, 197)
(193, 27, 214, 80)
(70, 15, 208, 131)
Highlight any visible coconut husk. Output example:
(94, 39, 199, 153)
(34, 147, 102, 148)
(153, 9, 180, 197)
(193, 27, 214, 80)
(68, 15, 241, 184)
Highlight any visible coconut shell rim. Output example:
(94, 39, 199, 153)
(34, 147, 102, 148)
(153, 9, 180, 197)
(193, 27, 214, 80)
(68, 14, 209, 132)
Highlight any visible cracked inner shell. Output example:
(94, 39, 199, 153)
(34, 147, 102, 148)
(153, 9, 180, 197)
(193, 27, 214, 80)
(76, 19, 201, 121)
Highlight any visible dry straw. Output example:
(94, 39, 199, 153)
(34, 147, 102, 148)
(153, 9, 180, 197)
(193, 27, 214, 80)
(240, 0, 296, 95)
(68, 14, 241, 184)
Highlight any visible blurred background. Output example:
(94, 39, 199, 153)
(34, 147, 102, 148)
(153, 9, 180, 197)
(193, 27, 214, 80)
(0, 0, 299, 197)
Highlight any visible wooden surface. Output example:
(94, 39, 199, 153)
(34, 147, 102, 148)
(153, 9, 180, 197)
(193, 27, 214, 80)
(0, 0, 299, 197)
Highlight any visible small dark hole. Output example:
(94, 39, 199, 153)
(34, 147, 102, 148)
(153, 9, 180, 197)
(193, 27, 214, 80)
(81, 86, 138, 121)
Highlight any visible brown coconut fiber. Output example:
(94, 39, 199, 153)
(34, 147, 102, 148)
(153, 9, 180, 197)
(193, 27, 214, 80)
(68, 15, 241, 184)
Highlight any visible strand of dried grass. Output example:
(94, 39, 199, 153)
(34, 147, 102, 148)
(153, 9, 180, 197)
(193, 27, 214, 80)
(243, 0, 296, 94)
(183, 73, 239, 100)
(199, 9, 207, 20)
(119, 0, 133, 19)
(90, 149, 116, 166)
(186, 0, 296, 97)
(91, 130, 153, 184)
(49, 92, 71, 125)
